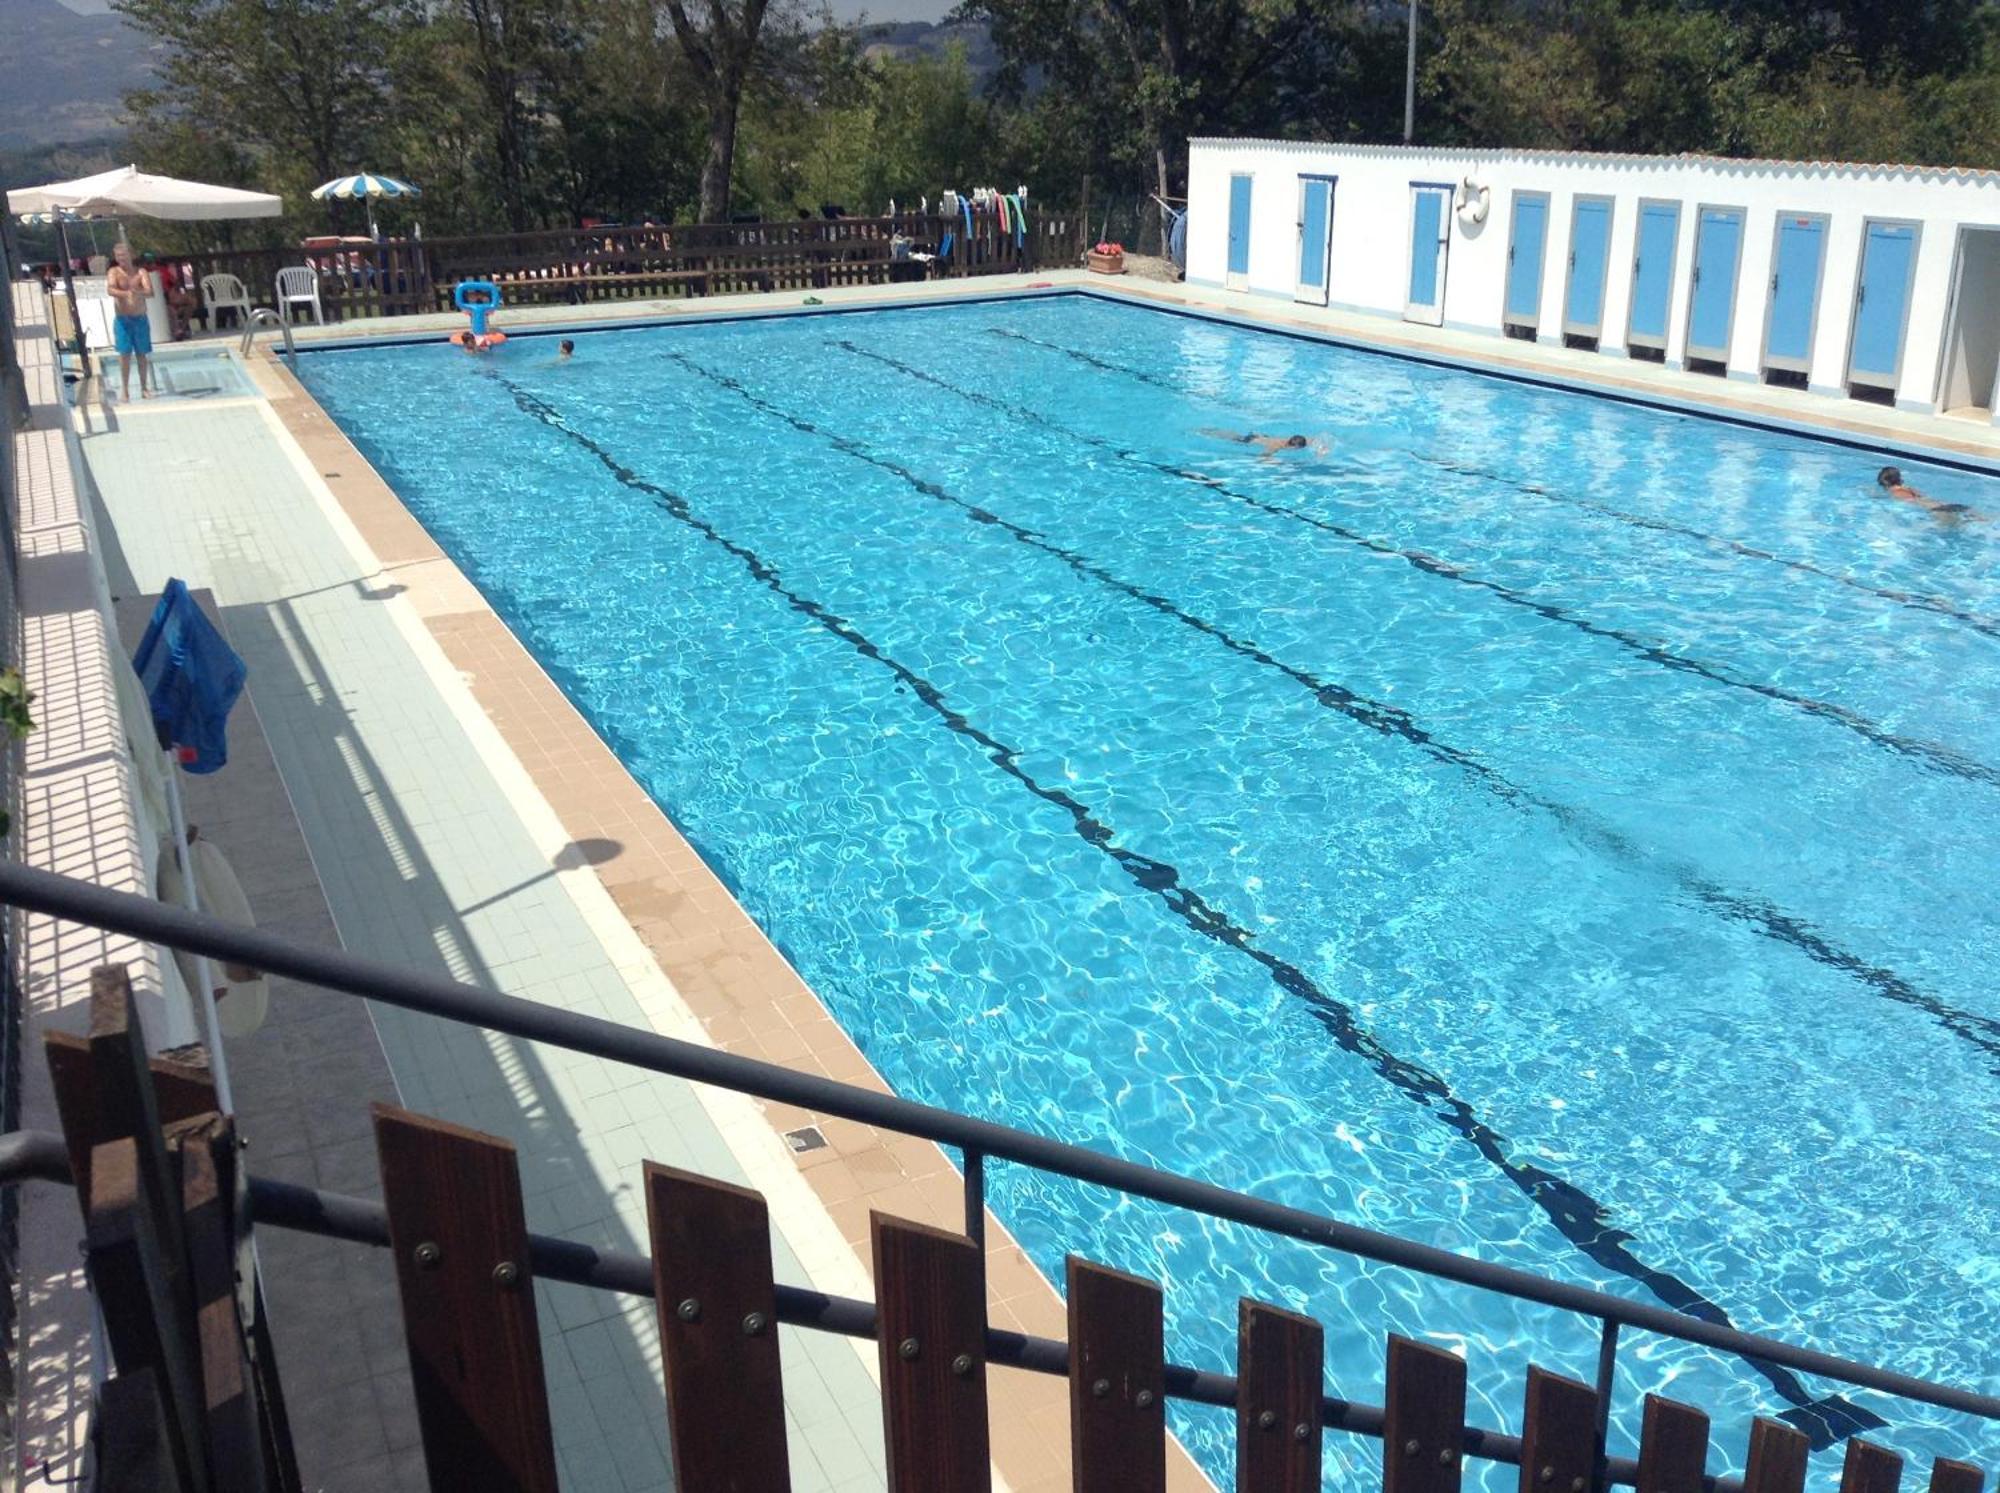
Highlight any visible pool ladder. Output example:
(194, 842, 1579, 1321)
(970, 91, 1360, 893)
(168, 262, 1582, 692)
(240, 307, 296, 366)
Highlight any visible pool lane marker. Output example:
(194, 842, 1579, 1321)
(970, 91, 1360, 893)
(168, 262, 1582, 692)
(487, 366, 1884, 1449)
(668, 351, 2000, 1084)
(835, 338, 2000, 798)
(992, 327, 2000, 645)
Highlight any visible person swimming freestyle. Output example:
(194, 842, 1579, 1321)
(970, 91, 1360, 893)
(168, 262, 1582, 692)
(1199, 428, 1330, 459)
(1877, 466, 1984, 521)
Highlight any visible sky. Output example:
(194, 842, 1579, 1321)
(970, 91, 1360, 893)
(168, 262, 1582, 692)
(54, 0, 958, 20)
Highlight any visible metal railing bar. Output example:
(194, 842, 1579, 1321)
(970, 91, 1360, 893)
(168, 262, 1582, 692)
(0, 1128, 69, 1185)
(1, 861, 1991, 1424)
(0, 1129, 1718, 1491)
(1594, 1320, 1622, 1493)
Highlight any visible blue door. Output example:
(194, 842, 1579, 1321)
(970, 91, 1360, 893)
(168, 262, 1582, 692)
(1506, 194, 1549, 326)
(1686, 206, 1745, 361)
(1563, 197, 1613, 336)
(1849, 221, 1919, 386)
(1296, 177, 1333, 304)
(1227, 174, 1253, 284)
(1405, 186, 1449, 325)
(1763, 214, 1827, 370)
(1627, 201, 1680, 347)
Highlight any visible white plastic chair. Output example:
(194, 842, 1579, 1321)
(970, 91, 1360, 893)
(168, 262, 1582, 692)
(275, 266, 324, 326)
(200, 272, 253, 331)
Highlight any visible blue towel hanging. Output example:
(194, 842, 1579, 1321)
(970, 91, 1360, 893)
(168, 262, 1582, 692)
(133, 578, 247, 774)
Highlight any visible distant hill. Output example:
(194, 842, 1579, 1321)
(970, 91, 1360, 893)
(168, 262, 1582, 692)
(858, 18, 1003, 83)
(0, 0, 159, 150)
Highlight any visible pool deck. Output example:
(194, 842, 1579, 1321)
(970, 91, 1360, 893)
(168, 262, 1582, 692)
(25, 262, 1997, 1490)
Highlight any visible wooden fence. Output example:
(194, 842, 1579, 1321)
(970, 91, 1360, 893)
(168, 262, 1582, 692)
(47, 964, 1995, 1493)
(178, 210, 1091, 329)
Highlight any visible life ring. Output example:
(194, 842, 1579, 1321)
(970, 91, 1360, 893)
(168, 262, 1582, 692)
(157, 833, 270, 1037)
(1455, 177, 1491, 227)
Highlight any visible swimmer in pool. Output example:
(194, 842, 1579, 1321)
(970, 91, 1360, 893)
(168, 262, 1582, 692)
(1200, 428, 1329, 459)
(1877, 466, 1984, 521)
(558, 339, 574, 360)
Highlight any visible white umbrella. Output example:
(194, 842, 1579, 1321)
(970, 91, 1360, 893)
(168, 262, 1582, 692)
(6, 165, 282, 222)
(7, 168, 281, 359)
(310, 174, 420, 239)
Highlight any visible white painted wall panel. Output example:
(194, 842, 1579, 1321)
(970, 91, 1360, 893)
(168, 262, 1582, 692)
(1187, 139, 2000, 415)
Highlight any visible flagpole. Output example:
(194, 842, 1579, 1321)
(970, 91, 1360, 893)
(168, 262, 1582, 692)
(54, 212, 87, 368)
(162, 753, 235, 1111)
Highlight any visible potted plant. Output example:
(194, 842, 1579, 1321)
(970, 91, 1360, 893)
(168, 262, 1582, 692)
(1087, 240, 1125, 274)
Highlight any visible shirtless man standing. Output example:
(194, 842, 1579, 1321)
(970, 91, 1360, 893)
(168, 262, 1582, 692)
(106, 242, 154, 401)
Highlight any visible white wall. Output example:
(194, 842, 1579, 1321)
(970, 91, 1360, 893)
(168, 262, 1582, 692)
(1187, 139, 2000, 415)
(1941, 230, 2000, 413)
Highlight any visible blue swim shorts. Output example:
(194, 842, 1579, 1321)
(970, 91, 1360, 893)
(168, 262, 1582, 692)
(113, 313, 152, 356)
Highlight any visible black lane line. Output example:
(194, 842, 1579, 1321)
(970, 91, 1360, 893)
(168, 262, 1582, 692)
(838, 338, 2000, 795)
(994, 326, 2000, 644)
(493, 366, 1882, 1445)
(669, 350, 2000, 1080)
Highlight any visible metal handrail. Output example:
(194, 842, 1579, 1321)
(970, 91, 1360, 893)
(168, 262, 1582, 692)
(3, 858, 1995, 1431)
(240, 307, 294, 366)
(0, 1126, 1704, 1490)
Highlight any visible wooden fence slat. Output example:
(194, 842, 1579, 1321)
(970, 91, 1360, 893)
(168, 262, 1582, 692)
(179, 1115, 269, 1493)
(1236, 1300, 1322, 1493)
(1743, 1418, 1811, 1493)
(372, 1105, 559, 1493)
(1517, 1367, 1599, 1493)
(1842, 1442, 1906, 1493)
(644, 1162, 788, 1492)
(88, 968, 190, 1273)
(45, 1031, 216, 1203)
(87, 1137, 211, 1493)
(1930, 1462, 1983, 1493)
(95, 1370, 191, 1493)
(247, 1273, 306, 1493)
(872, 1212, 990, 1493)
(1065, 1256, 1166, 1493)
(1635, 1394, 1709, 1493)
(1382, 1335, 1467, 1493)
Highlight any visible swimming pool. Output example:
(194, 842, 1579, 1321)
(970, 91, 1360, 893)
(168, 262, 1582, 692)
(298, 293, 2000, 1484)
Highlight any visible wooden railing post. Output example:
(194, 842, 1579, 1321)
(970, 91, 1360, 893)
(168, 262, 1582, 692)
(95, 1368, 191, 1492)
(87, 1135, 210, 1491)
(373, 1105, 559, 1493)
(1518, 1367, 1599, 1493)
(180, 1114, 271, 1493)
(1383, 1335, 1467, 1493)
(1236, 1300, 1322, 1492)
(873, 1213, 990, 1493)
(645, 1162, 789, 1491)
(1634, 1394, 1709, 1493)
(1843, 1441, 1906, 1493)
(1743, 1417, 1811, 1493)
(1930, 1462, 1985, 1493)
(1066, 1257, 1166, 1492)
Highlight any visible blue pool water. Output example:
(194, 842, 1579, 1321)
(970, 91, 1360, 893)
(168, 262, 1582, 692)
(299, 295, 2000, 1483)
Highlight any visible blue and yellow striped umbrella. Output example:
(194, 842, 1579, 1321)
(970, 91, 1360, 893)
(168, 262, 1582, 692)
(309, 174, 421, 201)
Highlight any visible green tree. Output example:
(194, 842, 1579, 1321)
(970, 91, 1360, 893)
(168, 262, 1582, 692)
(964, 0, 1404, 199)
(660, 0, 794, 221)
(447, 0, 583, 230)
(115, 0, 399, 223)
